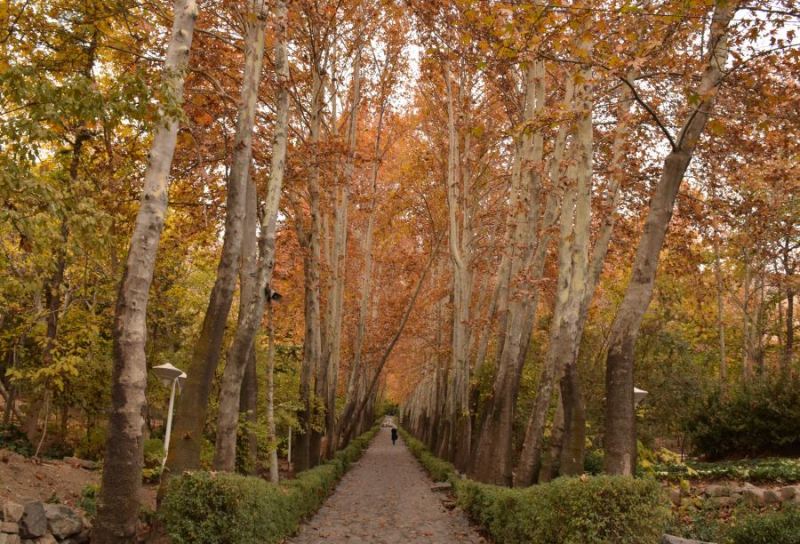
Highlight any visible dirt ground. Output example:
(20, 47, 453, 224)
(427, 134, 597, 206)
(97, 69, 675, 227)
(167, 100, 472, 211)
(289, 427, 485, 544)
(0, 449, 156, 512)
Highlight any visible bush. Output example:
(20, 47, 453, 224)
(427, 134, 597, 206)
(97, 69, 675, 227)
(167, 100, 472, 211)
(684, 376, 800, 459)
(143, 438, 165, 469)
(456, 476, 670, 544)
(653, 457, 800, 484)
(726, 507, 800, 544)
(399, 429, 456, 482)
(79, 484, 99, 518)
(160, 424, 379, 544)
(75, 426, 106, 461)
(401, 427, 670, 544)
(0, 424, 33, 456)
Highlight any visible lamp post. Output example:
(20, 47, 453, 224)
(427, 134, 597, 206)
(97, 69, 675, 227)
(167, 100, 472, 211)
(152, 363, 186, 469)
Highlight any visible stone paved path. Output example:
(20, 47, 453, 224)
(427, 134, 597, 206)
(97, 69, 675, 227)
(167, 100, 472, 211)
(288, 426, 485, 544)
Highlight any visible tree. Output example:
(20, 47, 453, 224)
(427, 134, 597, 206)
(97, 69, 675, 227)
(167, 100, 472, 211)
(95, 1, 198, 541)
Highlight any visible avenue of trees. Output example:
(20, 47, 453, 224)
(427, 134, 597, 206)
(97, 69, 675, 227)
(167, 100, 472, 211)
(0, 0, 798, 542)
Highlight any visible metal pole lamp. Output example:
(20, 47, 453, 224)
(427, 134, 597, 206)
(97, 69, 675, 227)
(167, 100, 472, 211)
(152, 363, 187, 469)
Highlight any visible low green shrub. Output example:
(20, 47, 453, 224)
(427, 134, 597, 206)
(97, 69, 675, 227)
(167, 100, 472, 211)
(399, 429, 456, 482)
(684, 376, 800, 459)
(79, 484, 99, 518)
(726, 507, 800, 544)
(143, 438, 165, 468)
(653, 457, 800, 484)
(456, 476, 670, 544)
(160, 424, 379, 544)
(401, 427, 671, 544)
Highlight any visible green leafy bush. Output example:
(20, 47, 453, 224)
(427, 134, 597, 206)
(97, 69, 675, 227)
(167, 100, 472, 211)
(79, 484, 99, 518)
(684, 376, 800, 459)
(726, 507, 800, 544)
(399, 429, 456, 482)
(75, 426, 106, 461)
(160, 424, 379, 544)
(584, 448, 604, 475)
(0, 424, 33, 456)
(143, 438, 165, 468)
(456, 476, 670, 544)
(402, 427, 670, 544)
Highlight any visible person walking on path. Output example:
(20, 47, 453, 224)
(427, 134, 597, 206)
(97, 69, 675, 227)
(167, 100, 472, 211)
(391, 426, 398, 445)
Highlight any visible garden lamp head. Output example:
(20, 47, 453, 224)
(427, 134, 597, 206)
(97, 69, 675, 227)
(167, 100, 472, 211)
(152, 363, 186, 387)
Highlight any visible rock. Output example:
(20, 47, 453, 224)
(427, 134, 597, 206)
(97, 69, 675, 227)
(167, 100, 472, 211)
(62, 457, 97, 471)
(742, 484, 765, 506)
(668, 488, 681, 505)
(430, 482, 452, 492)
(763, 489, 781, 504)
(705, 484, 729, 497)
(709, 496, 736, 507)
(778, 486, 798, 501)
(0, 523, 18, 534)
(43, 505, 82, 539)
(0, 534, 21, 544)
(60, 530, 90, 544)
(2, 502, 24, 524)
(662, 535, 716, 544)
(19, 504, 46, 539)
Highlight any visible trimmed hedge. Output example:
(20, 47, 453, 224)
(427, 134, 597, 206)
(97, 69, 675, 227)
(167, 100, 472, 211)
(160, 425, 379, 544)
(400, 428, 671, 544)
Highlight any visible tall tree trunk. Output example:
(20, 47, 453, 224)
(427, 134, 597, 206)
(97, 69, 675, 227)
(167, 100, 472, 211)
(471, 60, 555, 485)
(168, 0, 266, 479)
(714, 236, 728, 389)
(603, 1, 737, 475)
(295, 56, 326, 471)
(235, 175, 260, 473)
(324, 46, 362, 457)
(340, 97, 387, 449)
(213, 0, 287, 472)
(95, 2, 197, 541)
(782, 241, 794, 374)
(442, 64, 473, 470)
(266, 300, 279, 483)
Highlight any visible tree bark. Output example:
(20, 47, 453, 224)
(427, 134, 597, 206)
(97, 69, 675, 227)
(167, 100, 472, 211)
(472, 60, 557, 485)
(95, 2, 197, 541)
(293, 52, 326, 471)
(442, 63, 474, 470)
(603, 1, 737, 475)
(266, 301, 279, 483)
(167, 0, 267, 479)
(212, 0, 287, 473)
(323, 46, 362, 457)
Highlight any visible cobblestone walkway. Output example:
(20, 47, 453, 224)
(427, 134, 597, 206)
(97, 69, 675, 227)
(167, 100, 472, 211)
(288, 426, 484, 543)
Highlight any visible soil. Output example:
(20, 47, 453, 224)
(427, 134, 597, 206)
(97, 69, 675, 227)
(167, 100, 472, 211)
(0, 448, 156, 512)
